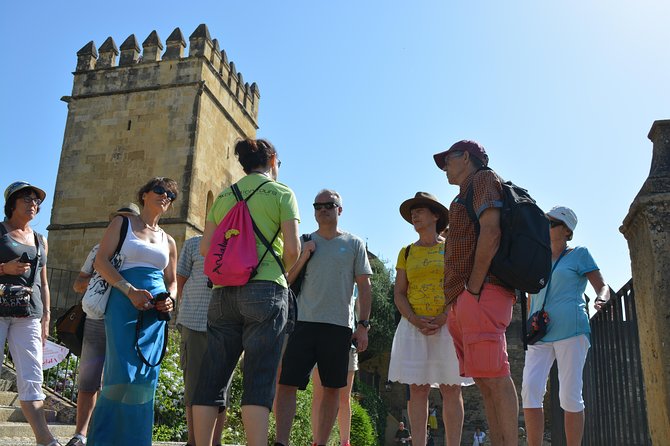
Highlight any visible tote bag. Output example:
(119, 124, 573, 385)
(82, 217, 129, 319)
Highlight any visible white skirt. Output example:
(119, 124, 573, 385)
(388, 317, 474, 387)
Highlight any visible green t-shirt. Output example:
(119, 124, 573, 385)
(207, 173, 300, 288)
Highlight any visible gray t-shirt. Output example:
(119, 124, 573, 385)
(298, 231, 372, 327)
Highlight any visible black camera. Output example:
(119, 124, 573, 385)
(19, 252, 30, 263)
(152, 292, 172, 321)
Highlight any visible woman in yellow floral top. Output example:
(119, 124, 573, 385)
(388, 192, 474, 446)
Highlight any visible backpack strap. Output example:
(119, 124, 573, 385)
(232, 180, 271, 203)
(463, 166, 494, 235)
(404, 244, 411, 261)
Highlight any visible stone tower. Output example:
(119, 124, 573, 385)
(47, 24, 260, 270)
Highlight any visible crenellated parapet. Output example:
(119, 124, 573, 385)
(71, 23, 260, 123)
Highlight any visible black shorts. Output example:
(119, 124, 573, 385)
(279, 321, 352, 389)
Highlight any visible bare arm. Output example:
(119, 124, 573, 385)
(394, 268, 437, 332)
(200, 220, 217, 257)
(177, 275, 188, 301)
(281, 218, 300, 273)
(286, 239, 315, 285)
(155, 235, 177, 313)
(73, 272, 93, 293)
(467, 207, 501, 296)
(94, 216, 153, 310)
(586, 269, 610, 311)
(351, 274, 372, 352)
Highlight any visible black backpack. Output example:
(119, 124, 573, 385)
(464, 167, 552, 294)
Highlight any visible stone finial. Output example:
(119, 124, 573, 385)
(76, 41, 97, 72)
(97, 37, 119, 69)
(228, 61, 237, 88)
(142, 30, 164, 63)
(250, 82, 261, 118)
(164, 28, 186, 60)
(220, 48, 228, 65)
(188, 23, 213, 59)
(644, 120, 670, 194)
(210, 38, 222, 69)
(119, 34, 141, 66)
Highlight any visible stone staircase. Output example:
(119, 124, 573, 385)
(0, 367, 189, 445)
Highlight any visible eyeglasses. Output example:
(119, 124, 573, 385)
(549, 220, 565, 228)
(313, 202, 339, 210)
(151, 185, 176, 201)
(21, 196, 42, 206)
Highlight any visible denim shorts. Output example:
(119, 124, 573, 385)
(191, 280, 287, 410)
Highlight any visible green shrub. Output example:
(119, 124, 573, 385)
(354, 380, 387, 445)
(350, 400, 375, 446)
(153, 329, 187, 441)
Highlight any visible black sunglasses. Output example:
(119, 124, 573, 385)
(549, 220, 564, 228)
(152, 185, 176, 201)
(313, 202, 339, 210)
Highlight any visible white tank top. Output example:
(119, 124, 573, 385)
(119, 227, 169, 271)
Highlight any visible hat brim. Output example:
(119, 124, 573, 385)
(6, 183, 47, 202)
(399, 197, 449, 233)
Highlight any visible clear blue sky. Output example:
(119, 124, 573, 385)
(1, 0, 668, 295)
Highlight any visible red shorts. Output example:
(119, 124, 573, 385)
(447, 284, 515, 378)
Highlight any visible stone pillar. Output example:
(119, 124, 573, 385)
(620, 119, 670, 445)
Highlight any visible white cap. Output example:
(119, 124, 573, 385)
(547, 206, 578, 231)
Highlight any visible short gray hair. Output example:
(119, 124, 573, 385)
(315, 189, 342, 206)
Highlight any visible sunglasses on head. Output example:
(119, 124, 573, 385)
(151, 185, 176, 201)
(313, 202, 339, 210)
(549, 220, 565, 228)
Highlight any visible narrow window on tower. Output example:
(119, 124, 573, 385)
(127, 120, 132, 131)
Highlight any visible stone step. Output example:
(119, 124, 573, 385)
(0, 421, 74, 442)
(0, 405, 58, 423)
(0, 392, 18, 406)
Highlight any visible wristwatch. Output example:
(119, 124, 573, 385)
(357, 319, 371, 329)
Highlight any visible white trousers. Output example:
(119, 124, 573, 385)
(0, 317, 46, 401)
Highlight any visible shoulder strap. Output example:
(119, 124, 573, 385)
(463, 167, 493, 234)
(538, 247, 569, 311)
(404, 244, 411, 261)
(251, 222, 284, 276)
(0, 223, 7, 236)
(26, 232, 41, 287)
(232, 180, 271, 203)
(114, 216, 129, 255)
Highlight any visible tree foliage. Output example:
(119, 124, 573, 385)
(365, 256, 396, 360)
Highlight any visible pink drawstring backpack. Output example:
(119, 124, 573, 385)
(204, 181, 273, 286)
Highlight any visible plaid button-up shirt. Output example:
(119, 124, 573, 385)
(444, 169, 508, 305)
(176, 236, 212, 332)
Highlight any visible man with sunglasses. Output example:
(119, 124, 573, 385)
(433, 140, 519, 446)
(274, 189, 373, 446)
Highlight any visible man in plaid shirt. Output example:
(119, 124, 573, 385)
(177, 235, 228, 446)
(434, 140, 519, 446)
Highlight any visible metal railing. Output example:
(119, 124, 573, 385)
(2, 267, 82, 404)
(549, 279, 650, 446)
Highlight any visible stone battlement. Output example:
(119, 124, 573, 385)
(73, 24, 260, 124)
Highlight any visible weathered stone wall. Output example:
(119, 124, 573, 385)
(48, 24, 255, 270)
(621, 119, 670, 445)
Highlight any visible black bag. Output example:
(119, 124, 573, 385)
(0, 232, 41, 318)
(55, 303, 87, 356)
(526, 309, 550, 345)
(465, 167, 552, 294)
(135, 311, 169, 367)
(289, 234, 312, 297)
